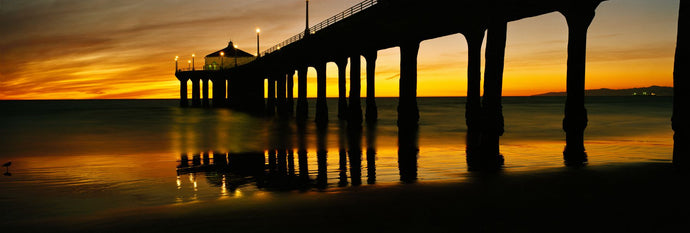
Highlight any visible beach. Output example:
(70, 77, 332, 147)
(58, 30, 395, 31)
(0, 97, 681, 232)
(7, 162, 689, 233)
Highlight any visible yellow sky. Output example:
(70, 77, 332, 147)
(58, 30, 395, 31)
(0, 0, 679, 100)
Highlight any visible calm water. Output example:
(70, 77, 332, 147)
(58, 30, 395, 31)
(0, 97, 673, 223)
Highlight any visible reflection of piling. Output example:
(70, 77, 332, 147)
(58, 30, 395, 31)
(297, 121, 309, 181)
(338, 121, 348, 187)
(268, 149, 277, 173)
(277, 149, 288, 177)
(288, 150, 295, 177)
(316, 122, 328, 189)
(178, 153, 189, 168)
(398, 124, 419, 183)
(228, 152, 265, 175)
(192, 153, 201, 166)
(202, 152, 210, 165)
(366, 122, 377, 184)
(213, 152, 227, 168)
(347, 123, 363, 186)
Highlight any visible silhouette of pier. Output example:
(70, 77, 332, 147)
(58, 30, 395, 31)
(175, 0, 688, 170)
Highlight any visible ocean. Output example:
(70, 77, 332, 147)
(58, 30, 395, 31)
(0, 97, 674, 224)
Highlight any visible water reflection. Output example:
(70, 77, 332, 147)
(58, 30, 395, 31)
(366, 122, 377, 184)
(174, 118, 423, 193)
(398, 124, 419, 183)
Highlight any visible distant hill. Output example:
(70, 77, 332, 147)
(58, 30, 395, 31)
(533, 86, 673, 96)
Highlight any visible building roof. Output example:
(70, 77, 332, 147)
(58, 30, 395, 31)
(206, 41, 255, 58)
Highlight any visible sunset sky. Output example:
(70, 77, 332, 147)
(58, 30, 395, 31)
(0, 0, 680, 99)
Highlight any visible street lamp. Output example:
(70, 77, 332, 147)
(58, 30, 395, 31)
(234, 44, 238, 67)
(256, 28, 261, 58)
(192, 54, 195, 71)
(220, 51, 224, 70)
(175, 56, 179, 71)
(188, 60, 191, 70)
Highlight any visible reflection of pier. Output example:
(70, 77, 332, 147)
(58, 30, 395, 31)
(176, 118, 420, 191)
(175, 0, 687, 169)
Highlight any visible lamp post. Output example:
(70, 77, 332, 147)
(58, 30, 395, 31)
(175, 56, 179, 71)
(220, 51, 224, 70)
(234, 44, 238, 67)
(306, 0, 309, 33)
(188, 60, 191, 70)
(192, 54, 195, 71)
(256, 28, 261, 58)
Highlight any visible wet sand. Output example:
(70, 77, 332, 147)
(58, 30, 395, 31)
(9, 162, 690, 233)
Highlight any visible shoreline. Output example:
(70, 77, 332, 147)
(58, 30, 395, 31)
(9, 162, 689, 233)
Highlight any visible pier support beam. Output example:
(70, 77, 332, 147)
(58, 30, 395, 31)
(287, 70, 295, 115)
(267, 77, 276, 116)
(673, 1, 688, 168)
(364, 50, 378, 123)
(191, 77, 201, 107)
(212, 76, 226, 107)
(561, 4, 597, 166)
(464, 28, 485, 168)
(277, 73, 287, 117)
(202, 77, 210, 108)
(297, 67, 309, 120)
(477, 20, 507, 171)
(336, 57, 349, 120)
(177, 76, 188, 107)
(398, 41, 420, 126)
(349, 54, 363, 124)
(315, 63, 328, 125)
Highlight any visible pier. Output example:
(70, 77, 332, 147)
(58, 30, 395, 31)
(175, 0, 688, 169)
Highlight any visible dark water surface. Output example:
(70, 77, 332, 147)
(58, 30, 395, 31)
(0, 97, 673, 224)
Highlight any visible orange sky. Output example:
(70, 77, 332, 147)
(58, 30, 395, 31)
(0, 0, 679, 100)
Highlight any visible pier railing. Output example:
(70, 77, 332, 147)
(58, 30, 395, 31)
(260, 0, 378, 57)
